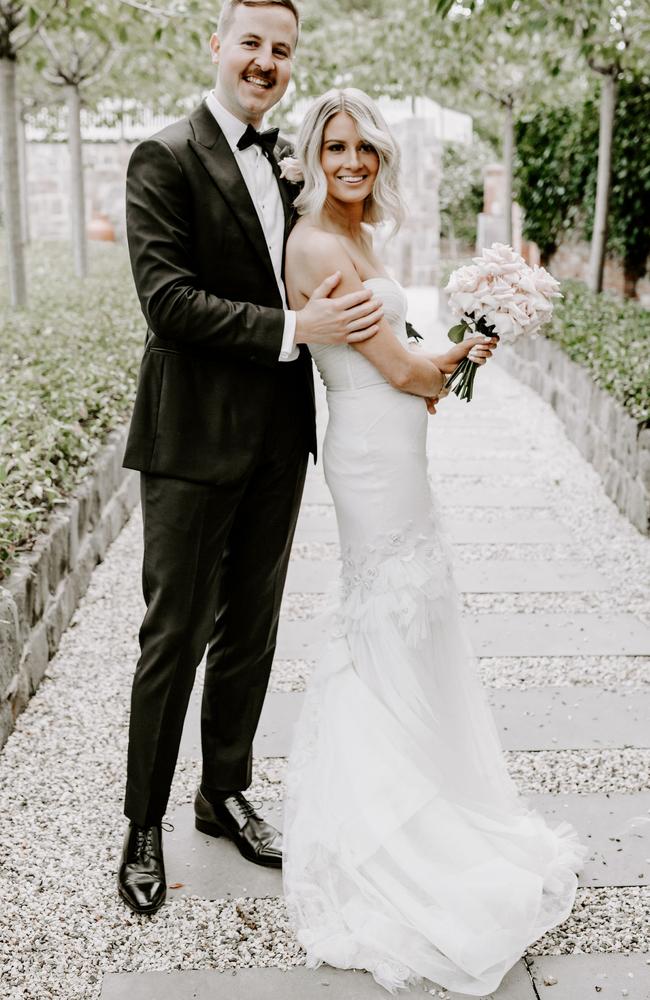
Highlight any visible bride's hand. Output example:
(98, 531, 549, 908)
(425, 386, 450, 414)
(439, 335, 498, 374)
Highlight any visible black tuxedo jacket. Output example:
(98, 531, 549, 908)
(123, 101, 316, 484)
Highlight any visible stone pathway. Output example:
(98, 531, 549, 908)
(1, 289, 650, 1000)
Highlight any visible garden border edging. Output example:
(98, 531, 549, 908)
(494, 336, 650, 534)
(0, 425, 139, 749)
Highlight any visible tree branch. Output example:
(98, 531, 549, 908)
(11, 0, 60, 53)
(586, 54, 619, 78)
(117, 0, 174, 18)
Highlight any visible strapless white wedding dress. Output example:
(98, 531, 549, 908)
(282, 277, 586, 996)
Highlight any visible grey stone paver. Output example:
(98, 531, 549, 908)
(428, 458, 539, 479)
(163, 793, 650, 900)
(100, 961, 536, 999)
(534, 793, 650, 889)
(180, 688, 650, 759)
(275, 614, 650, 659)
(464, 613, 650, 657)
(285, 558, 609, 593)
(526, 954, 650, 999)
(294, 512, 572, 543)
(439, 487, 546, 508)
(302, 483, 550, 509)
(165, 802, 283, 900)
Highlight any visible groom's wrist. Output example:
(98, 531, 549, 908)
(279, 311, 298, 361)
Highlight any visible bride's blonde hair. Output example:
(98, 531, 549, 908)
(293, 88, 405, 230)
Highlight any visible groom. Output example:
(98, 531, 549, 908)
(118, 0, 385, 914)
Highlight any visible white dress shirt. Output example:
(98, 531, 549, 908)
(205, 91, 298, 362)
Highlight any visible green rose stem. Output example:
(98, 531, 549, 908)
(444, 313, 499, 403)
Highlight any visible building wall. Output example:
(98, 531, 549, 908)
(377, 117, 441, 287)
(24, 140, 134, 244)
(548, 241, 650, 306)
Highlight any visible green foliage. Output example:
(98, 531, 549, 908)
(546, 280, 650, 423)
(440, 138, 494, 249)
(514, 75, 650, 280)
(607, 77, 650, 281)
(514, 103, 597, 261)
(0, 241, 143, 578)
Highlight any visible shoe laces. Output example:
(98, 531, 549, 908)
(229, 793, 261, 824)
(134, 823, 170, 861)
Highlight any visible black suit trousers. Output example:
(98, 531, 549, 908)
(124, 365, 309, 826)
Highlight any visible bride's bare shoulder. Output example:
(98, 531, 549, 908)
(287, 220, 351, 275)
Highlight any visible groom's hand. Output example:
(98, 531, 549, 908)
(295, 272, 384, 346)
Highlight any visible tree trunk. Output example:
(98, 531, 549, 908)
(588, 72, 616, 294)
(66, 83, 87, 278)
(623, 253, 645, 300)
(0, 56, 27, 306)
(503, 100, 514, 247)
(17, 104, 30, 246)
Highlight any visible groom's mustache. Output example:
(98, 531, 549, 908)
(243, 69, 276, 86)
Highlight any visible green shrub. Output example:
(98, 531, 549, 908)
(546, 280, 650, 425)
(0, 242, 143, 579)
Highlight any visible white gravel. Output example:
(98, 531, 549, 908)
(529, 887, 650, 956)
(507, 749, 650, 795)
(269, 655, 650, 693)
(1, 896, 303, 1000)
(462, 591, 649, 615)
(170, 749, 650, 804)
(283, 589, 647, 619)
(291, 540, 340, 561)
(478, 656, 650, 692)
(270, 659, 313, 692)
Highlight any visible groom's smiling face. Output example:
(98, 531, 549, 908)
(210, 4, 297, 127)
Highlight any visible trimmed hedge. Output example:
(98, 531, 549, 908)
(0, 242, 143, 580)
(546, 280, 650, 426)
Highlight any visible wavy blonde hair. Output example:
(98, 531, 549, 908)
(293, 88, 405, 230)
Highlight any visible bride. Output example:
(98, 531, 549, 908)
(281, 88, 586, 996)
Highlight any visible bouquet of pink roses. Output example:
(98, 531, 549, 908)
(444, 243, 562, 402)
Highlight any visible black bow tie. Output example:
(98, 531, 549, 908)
(237, 124, 279, 158)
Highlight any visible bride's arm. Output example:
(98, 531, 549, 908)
(289, 233, 446, 398)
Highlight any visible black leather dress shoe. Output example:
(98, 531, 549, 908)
(117, 822, 166, 914)
(194, 788, 283, 868)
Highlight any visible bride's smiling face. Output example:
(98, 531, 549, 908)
(320, 112, 380, 209)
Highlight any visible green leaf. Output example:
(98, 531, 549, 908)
(447, 322, 468, 344)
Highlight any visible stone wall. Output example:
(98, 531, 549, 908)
(0, 427, 139, 749)
(377, 117, 441, 287)
(494, 335, 650, 534)
(24, 140, 134, 244)
(548, 241, 650, 306)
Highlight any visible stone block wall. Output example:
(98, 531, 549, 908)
(495, 335, 650, 534)
(24, 140, 135, 244)
(548, 241, 650, 306)
(377, 117, 441, 287)
(0, 427, 139, 749)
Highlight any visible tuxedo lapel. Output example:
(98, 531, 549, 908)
(270, 148, 294, 242)
(187, 102, 278, 288)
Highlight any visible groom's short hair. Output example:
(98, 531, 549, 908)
(217, 0, 300, 40)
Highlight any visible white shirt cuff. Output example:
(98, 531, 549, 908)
(279, 310, 299, 362)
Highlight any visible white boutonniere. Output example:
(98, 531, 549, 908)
(278, 156, 304, 183)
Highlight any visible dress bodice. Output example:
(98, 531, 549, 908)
(309, 277, 409, 390)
